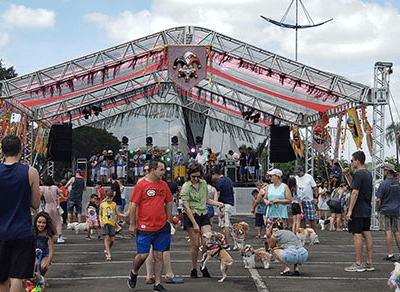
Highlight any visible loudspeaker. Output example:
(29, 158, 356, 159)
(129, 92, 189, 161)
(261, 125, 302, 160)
(269, 125, 296, 163)
(226, 166, 236, 182)
(47, 124, 72, 161)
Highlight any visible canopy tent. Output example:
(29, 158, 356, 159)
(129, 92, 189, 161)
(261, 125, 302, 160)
(0, 26, 372, 138)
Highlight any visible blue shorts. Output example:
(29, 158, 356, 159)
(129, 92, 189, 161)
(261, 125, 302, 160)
(136, 222, 171, 254)
(101, 224, 116, 236)
(248, 166, 256, 174)
(239, 166, 247, 175)
(67, 198, 82, 214)
(207, 206, 214, 218)
(118, 199, 126, 212)
(280, 245, 308, 265)
(255, 213, 264, 227)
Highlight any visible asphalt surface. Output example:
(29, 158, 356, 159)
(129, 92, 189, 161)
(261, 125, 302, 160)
(46, 215, 394, 292)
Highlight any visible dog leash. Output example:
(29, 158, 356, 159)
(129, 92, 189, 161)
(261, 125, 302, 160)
(25, 249, 45, 292)
(218, 208, 227, 247)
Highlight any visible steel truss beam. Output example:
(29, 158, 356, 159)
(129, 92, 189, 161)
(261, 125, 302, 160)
(0, 26, 371, 132)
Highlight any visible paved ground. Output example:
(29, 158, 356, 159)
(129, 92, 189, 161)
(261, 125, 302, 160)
(46, 215, 394, 292)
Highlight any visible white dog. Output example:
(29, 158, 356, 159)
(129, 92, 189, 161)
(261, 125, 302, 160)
(388, 262, 400, 292)
(68, 222, 89, 235)
(296, 228, 317, 246)
(241, 245, 270, 269)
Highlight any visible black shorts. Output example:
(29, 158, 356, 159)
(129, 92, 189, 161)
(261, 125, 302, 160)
(255, 213, 265, 227)
(292, 203, 301, 216)
(0, 237, 36, 282)
(348, 217, 371, 234)
(183, 213, 210, 230)
(330, 205, 342, 214)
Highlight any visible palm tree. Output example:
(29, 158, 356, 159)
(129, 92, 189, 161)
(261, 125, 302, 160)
(385, 122, 400, 163)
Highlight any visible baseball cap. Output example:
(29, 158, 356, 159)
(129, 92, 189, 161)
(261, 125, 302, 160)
(383, 163, 396, 172)
(268, 169, 283, 177)
(76, 168, 82, 174)
(294, 165, 304, 173)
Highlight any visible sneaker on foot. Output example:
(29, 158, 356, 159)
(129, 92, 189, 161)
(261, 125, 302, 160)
(314, 236, 320, 244)
(344, 263, 365, 272)
(153, 284, 169, 292)
(384, 255, 396, 261)
(146, 277, 155, 285)
(200, 266, 212, 278)
(190, 268, 198, 278)
(363, 263, 375, 271)
(163, 275, 184, 283)
(223, 245, 231, 251)
(85, 236, 91, 240)
(127, 271, 137, 289)
(57, 237, 65, 244)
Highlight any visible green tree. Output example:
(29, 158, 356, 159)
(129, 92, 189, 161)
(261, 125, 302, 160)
(72, 126, 121, 159)
(0, 60, 17, 80)
(386, 122, 400, 163)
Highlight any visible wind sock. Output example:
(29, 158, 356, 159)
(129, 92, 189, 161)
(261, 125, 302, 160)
(360, 106, 373, 155)
(292, 127, 304, 158)
(346, 108, 363, 148)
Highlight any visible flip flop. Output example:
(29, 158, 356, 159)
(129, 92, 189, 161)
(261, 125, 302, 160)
(280, 270, 292, 276)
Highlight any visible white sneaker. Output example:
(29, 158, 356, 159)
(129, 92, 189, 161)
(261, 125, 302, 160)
(57, 237, 65, 243)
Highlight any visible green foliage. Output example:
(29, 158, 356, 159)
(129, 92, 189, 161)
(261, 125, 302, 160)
(0, 60, 17, 80)
(72, 126, 121, 159)
(385, 156, 400, 173)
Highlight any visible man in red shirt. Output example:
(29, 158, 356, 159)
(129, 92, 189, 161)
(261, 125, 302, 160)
(127, 160, 173, 292)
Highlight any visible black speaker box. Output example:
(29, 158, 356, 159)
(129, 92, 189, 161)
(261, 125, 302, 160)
(270, 125, 296, 163)
(47, 124, 72, 161)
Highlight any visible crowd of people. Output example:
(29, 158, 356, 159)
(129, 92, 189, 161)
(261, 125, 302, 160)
(2, 133, 400, 291)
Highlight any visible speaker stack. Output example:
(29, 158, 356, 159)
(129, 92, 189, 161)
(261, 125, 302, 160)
(47, 124, 72, 161)
(269, 125, 296, 163)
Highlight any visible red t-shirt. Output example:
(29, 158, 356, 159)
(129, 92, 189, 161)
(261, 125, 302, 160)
(97, 187, 105, 206)
(60, 186, 69, 203)
(130, 179, 173, 231)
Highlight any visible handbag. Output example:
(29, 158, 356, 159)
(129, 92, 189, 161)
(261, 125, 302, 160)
(57, 206, 64, 215)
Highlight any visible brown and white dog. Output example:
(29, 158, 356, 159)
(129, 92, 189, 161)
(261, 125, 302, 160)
(241, 244, 270, 269)
(231, 221, 249, 250)
(201, 231, 234, 282)
(296, 228, 317, 245)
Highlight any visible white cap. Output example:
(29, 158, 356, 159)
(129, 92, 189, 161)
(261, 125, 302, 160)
(268, 169, 283, 177)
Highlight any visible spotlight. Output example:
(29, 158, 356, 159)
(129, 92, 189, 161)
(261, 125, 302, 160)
(146, 136, 153, 146)
(122, 136, 129, 145)
(190, 147, 196, 153)
(166, 166, 171, 172)
(250, 113, 260, 123)
(242, 110, 254, 120)
(171, 136, 178, 145)
(195, 136, 203, 145)
(91, 106, 102, 116)
(82, 108, 91, 119)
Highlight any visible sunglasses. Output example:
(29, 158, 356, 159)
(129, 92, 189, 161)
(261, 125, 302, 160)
(191, 175, 201, 179)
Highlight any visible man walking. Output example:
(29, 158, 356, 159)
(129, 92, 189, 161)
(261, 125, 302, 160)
(127, 160, 173, 292)
(66, 168, 85, 227)
(0, 135, 40, 292)
(376, 163, 400, 261)
(294, 165, 320, 244)
(343, 151, 374, 272)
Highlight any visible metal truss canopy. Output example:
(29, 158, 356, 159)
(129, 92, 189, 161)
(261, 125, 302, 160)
(0, 26, 371, 135)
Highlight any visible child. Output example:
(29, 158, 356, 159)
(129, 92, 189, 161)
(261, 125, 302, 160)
(33, 211, 56, 277)
(117, 177, 126, 225)
(85, 194, 101, 240)
(251, 189, 266, 239)
(95, 181, 105, 206)
(287, 177, 303, 234)
(318, 180, 330, 221)
(99, 189, 126, 260)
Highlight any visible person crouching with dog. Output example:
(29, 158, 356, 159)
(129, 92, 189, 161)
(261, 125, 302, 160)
(266, 220, 308, 276)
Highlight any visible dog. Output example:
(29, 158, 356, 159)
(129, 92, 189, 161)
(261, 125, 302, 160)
(296, 228, 317, 245)
(68, 222, 89, 235)
(241, 244, 270, 269)
(319, 219, 330, 231)
(388, 262, 400, 292)
(201, 231, 234, 282)
(231, 221, 249, 250)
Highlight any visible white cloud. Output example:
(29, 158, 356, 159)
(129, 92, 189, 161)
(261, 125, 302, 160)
(0, 32, 9, 47)
(1, 4, 55, 29)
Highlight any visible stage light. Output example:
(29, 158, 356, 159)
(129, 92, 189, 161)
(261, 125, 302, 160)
(251, 113, 260, 123)
(190, 147, 196, 153)
(122, 136, 129, 144)
(143, 154, 147, 160)
(171, 136, 178, 145)
(166, 166, 171, 172)
(161, 156, 165, 161)
(165, 148, 170, 153)
(195, 136, 203, 145)
(146, 136, 153, 146)
(91, 105, 103, 116)
(129, 149, 134, 154)
(166, 157, 171, 162)
(204, 151, 209, 156)
(82, 108, 91, 119)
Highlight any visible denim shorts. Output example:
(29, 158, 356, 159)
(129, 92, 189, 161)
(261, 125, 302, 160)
(67, 198, 82, 214)
(280, 245, 308, 265)
(101, 224, 116, 236)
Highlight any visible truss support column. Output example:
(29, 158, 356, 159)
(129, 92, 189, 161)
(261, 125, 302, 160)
(305, 126, 314, 176)
(370, 61, 391, 229)
(46, 161, 54, 177)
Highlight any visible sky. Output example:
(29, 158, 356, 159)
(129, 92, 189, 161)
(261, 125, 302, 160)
(0, 0, 399, 158)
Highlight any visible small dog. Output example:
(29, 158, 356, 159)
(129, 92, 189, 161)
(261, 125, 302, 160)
(296, 228, 317, 245)
(319, 219, 330, 231)
(201, 231, 234, 282)
(231, 221, 249, 250)
(68, 222, 89, 235)
(241, 244, 270, 269)
(388, 262, 400, 292)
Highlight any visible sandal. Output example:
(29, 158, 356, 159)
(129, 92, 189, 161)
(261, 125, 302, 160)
(280, 270, 292, 276)
(106, 255, 112, 261)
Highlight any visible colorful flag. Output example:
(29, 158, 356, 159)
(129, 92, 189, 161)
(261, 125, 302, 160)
(333, 113, 343, 160)
(346, 108, 363, 148)
(292, 127, 304, 158)
(360, 106, 373, 155)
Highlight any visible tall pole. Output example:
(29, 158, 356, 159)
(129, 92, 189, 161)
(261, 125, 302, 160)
(295, 0, 298, 61)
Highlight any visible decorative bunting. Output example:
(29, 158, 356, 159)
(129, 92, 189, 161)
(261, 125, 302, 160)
(346, 108, 363, 149)
(292, 127, 304, 158)
(360, 106, 373, 155)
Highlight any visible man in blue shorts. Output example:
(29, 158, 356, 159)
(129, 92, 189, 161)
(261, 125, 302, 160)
(0, 135, 40, 292)
(343, 151, 374, 272)
(127, 160, 173, 292)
